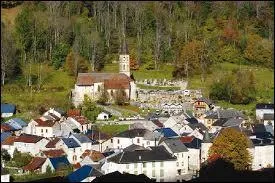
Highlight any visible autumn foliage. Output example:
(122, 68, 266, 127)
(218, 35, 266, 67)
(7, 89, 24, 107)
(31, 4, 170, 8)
(208, 128, 252, 170)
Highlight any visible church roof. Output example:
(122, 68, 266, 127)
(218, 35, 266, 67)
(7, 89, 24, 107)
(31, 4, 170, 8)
(76, 73, 132, 86)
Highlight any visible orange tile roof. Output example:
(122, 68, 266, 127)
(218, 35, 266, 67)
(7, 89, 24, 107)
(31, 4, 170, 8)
(42, 149, 65, 158)
(2, 136, 17, 145)
(72, 116, 89, 125)
(14, 134, 44, 143)
(81, 150, 105, 162)
(67, 109, 81, 117)
(180, 136, 194, 143)
(73, 162, 81, 170)
(34, 119, 56, 127)
(45, 138, 60, 148)
(23, 157, 47, 171)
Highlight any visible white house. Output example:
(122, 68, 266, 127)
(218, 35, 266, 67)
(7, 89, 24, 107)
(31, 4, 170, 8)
(248, 138, 274, 170)
(13, 134, 49, 156)
(159, 138, 189, 179)
(101, 129, 162, 151)
(97, 111, 111, 121)
(72, 48, 137, 107)
(55, 138, 82, 164)
(161, 103, 184, 115)
(200, 131, 213, 163)
(25, 119, 62, 138)
(256, 104, 274, 120)
(101, 145, 178, 182)
(65, 116, 92, 133)
(1, 136, 17, 158)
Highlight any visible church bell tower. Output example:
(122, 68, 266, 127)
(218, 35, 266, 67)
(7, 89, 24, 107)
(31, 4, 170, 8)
(119, 39, 130, 77)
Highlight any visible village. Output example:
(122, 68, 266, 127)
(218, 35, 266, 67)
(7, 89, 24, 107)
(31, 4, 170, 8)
(1, 48, 274, 182)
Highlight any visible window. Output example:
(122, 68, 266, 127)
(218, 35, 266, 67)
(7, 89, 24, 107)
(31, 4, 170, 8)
(160, 169, 164, 177)
(126, 164, 129, 169)
(152, 162, 155, 167)
(152, 169, 155, 177)
(73, 155, 77, 161)
(123, 64, 126, 70)
(182, 153, 183, 158)
(73, 148, 76, 153)
(134, 163, 138, 169)
(117, 139, 120, 144)
(182, 162, 184, 166)
(41, 129, 43, 133)
(160, 162, 163, 167)
(147, 141, 150, 145)
(98, 86, 101, 92)
(177, 162, 179, 167)
(45, 129, 48, 133)
(143, 163, 146, 168)
(111, 139, 113, 143)
(137, 138, 140, 143)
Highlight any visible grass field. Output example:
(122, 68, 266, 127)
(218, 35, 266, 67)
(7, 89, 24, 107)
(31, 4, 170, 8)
(98, 124, 129, 136)
(1, 64, 75, 121)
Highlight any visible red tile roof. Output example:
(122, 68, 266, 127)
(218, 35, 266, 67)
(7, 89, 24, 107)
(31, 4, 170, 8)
(23, 157, 47, 171)
(152, 119, 164, 128)
(67, 109, 81, 117)
(180, 136, 194, 143)
(2, 136, 17, 145)
(45, 138, 60, 148)
(34, 119, 56, 127)
(72, 116, 89, 125)
(1, 124, 14, 132)
(81, 150, 105, 162)
(42, 149, 65, 158)
(14, 134, 44, 143)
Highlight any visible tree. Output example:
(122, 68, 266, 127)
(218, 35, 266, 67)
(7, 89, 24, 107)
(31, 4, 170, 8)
(81, 95, 102, 122)
(208, 128, 252, 170)
(1, 149, 11, 162)
(12, 149, 32, 167)
(97, 90, 109, 105)
(52, 42, 70, 69)
(114, 89, 129, 105)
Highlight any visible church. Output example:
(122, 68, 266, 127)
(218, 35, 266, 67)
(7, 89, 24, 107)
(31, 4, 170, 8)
(71, 44, 137, 107)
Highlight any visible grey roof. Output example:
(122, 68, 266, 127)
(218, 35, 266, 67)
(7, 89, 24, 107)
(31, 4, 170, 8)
(62, 138, 81, 148)
(160, 138, 188, 153)
(123, 144, 149, 152)
(205, 109, 246, 119)
(114, 129, 159, 140)
(222, 118, 244, 127)
(212, 118, 228, 126)
(188, 123, 208, 131)
(71, 133, 92, 143)
(108, 145, 176, 163)
(263, 113, 274, 120)
(256, 103, 274, 109)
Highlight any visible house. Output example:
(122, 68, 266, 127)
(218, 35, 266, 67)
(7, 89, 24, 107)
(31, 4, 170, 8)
(80, 150, 105, 166)
(263, 113, 274, 129)
(72, 47, 137, 107)
(193, 98, 214, 117)
(202, 109, 246, 129)
(159, 138, 189, 179)
(97, 111, 111, 121)
(13, 134, 49, 156)
(101, 145, 178, 182)
(66, 116, 92, 133)
(155, 128, 178, 138)
(56, 138, 82, 164)
(43, 108, 66, 119)
(25, 118, 61, 138)
(181, 137, 202, 171)
(210, 118, 247, 134)
(161, 103, 184, 115)
(5, 118, 28, 136)
(1, 104, 16, 118)
(200, 131, 213, 163)
(256, 103, 274, 120)
(1, 136, 17, 157)
(92, 171, 153, 182)
(180, 123, 207, 140)
(85, 129, 111, 143)
(248, 138, 274, 170)
(69, 133, 94, 151)
(23, 157, 47, 173)
(101, 129, 162, 151)
(67, 165, 103, 182)
(130, 119, 164, 132)
(41, 156, 71, 173)
(45, 137, 61, 150)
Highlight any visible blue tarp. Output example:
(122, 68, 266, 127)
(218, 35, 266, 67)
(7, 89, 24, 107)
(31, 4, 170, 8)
(155, 128, 178, 137)
(1, 104, 16, 114)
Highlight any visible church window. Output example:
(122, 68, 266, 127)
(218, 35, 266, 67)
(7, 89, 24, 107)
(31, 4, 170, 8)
(123, 64, 126, 70)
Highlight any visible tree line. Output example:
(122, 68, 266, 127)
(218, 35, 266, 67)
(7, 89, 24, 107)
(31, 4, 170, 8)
(1, 1, 274, 86)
